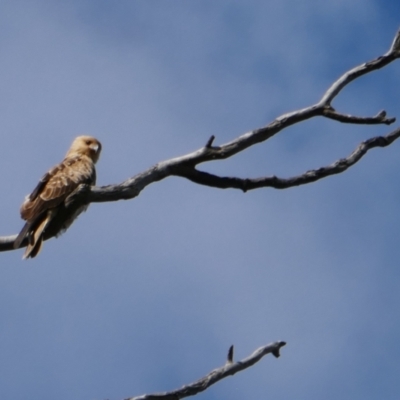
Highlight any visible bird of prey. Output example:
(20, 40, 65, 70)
(14, 136, 102, 259)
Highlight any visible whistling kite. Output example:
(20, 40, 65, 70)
(14, 136, 102, 258)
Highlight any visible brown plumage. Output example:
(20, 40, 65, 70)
(14, 136, 102, 259)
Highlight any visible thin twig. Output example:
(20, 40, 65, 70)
(323, 107, 395, 125)
(319, 46, 400, 105)
(227, 345, 234, 364)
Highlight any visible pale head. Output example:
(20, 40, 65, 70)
(66, 135, 102, 163)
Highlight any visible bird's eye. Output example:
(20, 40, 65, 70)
(85, 140, 91, 145)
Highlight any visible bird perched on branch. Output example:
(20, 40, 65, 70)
(14, 136, 102, 259)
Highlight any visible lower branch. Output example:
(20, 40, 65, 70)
(126, 341, 286, 400)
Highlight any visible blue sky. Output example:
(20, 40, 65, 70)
(0, 1, 400, 399)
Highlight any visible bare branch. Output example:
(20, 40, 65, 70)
(176, 127, 400, 191)
(389, 28, 400, 54)
(2, 29, 400, 253)
(82, 28, 400, 203)
(0, 234, 24, 251)
(319, 40, 400, 106)
(125, 341, 286, 400)
(323, 107, 396, 125)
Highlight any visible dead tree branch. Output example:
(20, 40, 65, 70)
(175, 127, 400, 191)
(1, 29, 400, 252)
(125, 341, 286, 400)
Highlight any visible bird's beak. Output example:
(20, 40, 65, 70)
(90, 143, 100, 153)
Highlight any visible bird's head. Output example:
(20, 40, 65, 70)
(66, 136, 102, 163)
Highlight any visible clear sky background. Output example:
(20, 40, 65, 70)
(0, 1, 399, 399)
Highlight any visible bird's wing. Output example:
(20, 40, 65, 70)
(20, 155, 95, 221)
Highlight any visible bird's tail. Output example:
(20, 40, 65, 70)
(13, 222, 32, 249)
(22, 212, 52, 259)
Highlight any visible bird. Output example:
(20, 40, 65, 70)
(14, 135, 102, 259)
